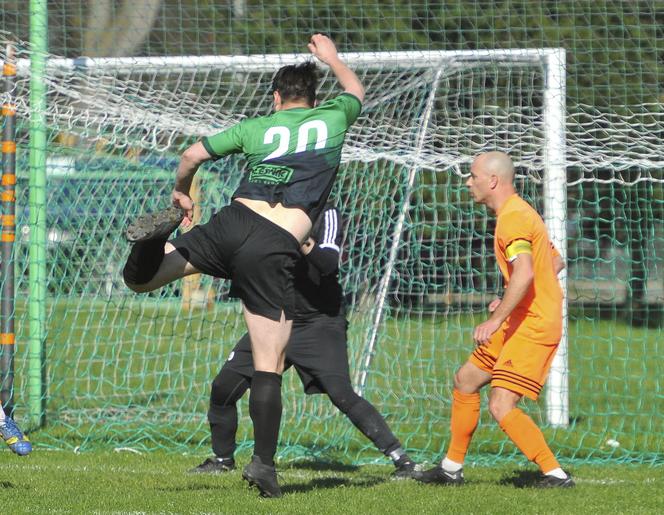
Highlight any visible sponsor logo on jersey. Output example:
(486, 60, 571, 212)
(249, 164, 294, 184)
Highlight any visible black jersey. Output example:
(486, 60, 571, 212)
(292, 205, 345, 319)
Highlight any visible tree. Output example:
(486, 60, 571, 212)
(82, 0, 161, 57)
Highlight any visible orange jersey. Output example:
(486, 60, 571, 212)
(494, 194, 563, 342)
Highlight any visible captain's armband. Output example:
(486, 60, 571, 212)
(505, 239, 532, 262)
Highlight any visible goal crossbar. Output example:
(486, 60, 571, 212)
(15, 48, 564, 74)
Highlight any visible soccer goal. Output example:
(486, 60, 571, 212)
(5, 45, 570, 454)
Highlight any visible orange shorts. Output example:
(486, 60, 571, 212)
(469, 326, 560, 400)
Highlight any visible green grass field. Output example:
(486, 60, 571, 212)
(0, 450, 661, 513)
(11, 297, 660, 463)
(3, 296, 662, 512)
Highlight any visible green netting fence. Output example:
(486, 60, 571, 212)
(0, 1, 662, 466)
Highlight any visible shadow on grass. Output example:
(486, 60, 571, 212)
(0, 481, 15, 489)
(498, 469, 542, 488)
(286, 460, 360, 472)
(283, 474, 385, 494)
(280, 459, 388, 493)
(155, 482, 223, 493)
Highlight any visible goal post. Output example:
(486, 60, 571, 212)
(349, 48, 568, 427)
(542, 49, 568, 427)
(19, 48, 569, 426)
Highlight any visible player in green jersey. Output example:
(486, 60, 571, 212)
(122, 34, 364, 497)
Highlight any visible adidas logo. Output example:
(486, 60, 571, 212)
(502, 359, 513, 368)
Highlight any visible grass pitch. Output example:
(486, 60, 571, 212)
(0, 450, 661, 514)
(4, 298, 662, 513)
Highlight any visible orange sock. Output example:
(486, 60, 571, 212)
(498, 408, 560, 473)
(446, 389, 481, 463)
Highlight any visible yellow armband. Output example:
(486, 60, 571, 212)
(505, 239, 532, 262)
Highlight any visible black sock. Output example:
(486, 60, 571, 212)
(249, 371, 282, 467)
(208, 368, 250, 459)
(122, 239, 167, 285)
(210, 412, 237, 458)
(345, 398, 402, 456)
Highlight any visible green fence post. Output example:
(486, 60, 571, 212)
(29, 0, 48, 428)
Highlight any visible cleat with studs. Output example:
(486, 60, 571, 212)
(126, 206, 184, 242)
(242, 455, 282, 498)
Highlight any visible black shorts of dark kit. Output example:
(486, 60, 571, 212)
(223, 313, 350, 394)
(169, 201, 301, 321)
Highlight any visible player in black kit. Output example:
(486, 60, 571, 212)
(190, 204, 418, 482)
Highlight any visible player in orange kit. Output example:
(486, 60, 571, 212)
(416, 151, 573, 488)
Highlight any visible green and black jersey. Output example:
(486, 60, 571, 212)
(202, 93, 361, 221)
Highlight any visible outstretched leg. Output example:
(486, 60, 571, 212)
(490, 387, 573, 487)
(123, 241, 199, 292)
(318, 377, 417, 478)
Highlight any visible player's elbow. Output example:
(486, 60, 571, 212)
(181, 144, 208, 167)
(316, 254, 339, 276)
(346, 84, 365, 103)
(181, 150, 203, 168)
(517, 264, 534, 285)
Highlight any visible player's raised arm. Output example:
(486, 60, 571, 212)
(172, 141, 213, 223)
(308, 33, 364, 103)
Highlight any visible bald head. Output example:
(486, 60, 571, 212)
(466, 151, 517, 211)
(474, 151, 515, 183)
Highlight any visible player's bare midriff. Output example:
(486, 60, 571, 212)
(235, 198, 312, 243)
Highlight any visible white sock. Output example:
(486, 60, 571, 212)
(389, 447, 406, 463)
(545, 467, 568, 479)
(0, 404, 5, 422)
(441, 457, 463, 472)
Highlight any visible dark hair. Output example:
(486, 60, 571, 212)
(271, 61, 319, 106)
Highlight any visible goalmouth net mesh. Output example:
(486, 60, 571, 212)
(2, 43, 662, 464)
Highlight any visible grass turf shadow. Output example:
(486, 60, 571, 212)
(282, 474, 385, 494)
(498, 469, 544, 488)
(285, 459, 360, 472)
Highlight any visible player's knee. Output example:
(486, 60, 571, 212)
(210, 372, 246, 407)
(123, 279, 151, 293)
(453, 369, 465, 390)
(210, 376, 227, 406)
(488, 391, 518, 422)
(454, 367, 477, 393)
(454, 361, 490, 393)
(122, 265, 156, 292)
(488, 398, 505, 421)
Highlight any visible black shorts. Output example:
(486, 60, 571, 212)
(170, 201, 301, 321)
(222, 314, 350, 394)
